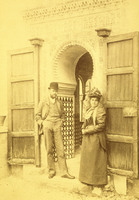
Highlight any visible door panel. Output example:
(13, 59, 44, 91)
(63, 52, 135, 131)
(8, 47, 38, 165)
(12, 81, 34, 104)
(107, 108, 133, 136)
(12, 109, 34, 131)
(107, 39, 133, 68)
(105, 32, 139, 177)
(108, 142, 133, 170)
(11, 52, 34, 76)
(107, 73, 133, 101)
(12, 137, 35, 159)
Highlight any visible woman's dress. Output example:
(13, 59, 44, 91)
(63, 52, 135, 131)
(79, 103, 107, 186)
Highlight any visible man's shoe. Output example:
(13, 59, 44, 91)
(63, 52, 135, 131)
(48, 172, 56, 179)
(61, 173, 75, 179)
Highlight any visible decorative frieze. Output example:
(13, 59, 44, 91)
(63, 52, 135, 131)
(23, 0, 126, 23)
(27, 7, 122, 42)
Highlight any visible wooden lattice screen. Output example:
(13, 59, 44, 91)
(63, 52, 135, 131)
(74, 114, 82, 148)
(53, 96, 75, 161)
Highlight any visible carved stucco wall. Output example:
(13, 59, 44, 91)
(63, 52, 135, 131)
(23, 0, 128, 37)
(1, 0, 139, 112)
(23, 0, 132, 96)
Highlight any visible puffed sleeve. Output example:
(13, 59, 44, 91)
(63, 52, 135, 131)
(86, 104, 106, 134)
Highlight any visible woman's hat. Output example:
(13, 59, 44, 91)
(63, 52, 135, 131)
(48, 82, 58, 91)
(89, 87, 102, 99)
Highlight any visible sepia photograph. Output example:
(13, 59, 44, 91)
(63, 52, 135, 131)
(0, 0, 139, 199)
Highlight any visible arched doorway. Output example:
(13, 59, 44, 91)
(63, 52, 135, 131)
(75, 52, 93, 150)
(52, 43, 94, 155)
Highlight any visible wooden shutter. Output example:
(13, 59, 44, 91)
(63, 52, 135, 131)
(8, 47, 39, 165)
(105, 32, 139, 177)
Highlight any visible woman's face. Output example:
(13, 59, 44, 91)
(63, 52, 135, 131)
(90, 97, 99, 108)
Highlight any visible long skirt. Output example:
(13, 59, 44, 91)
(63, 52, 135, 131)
(79, 133, 107, 186)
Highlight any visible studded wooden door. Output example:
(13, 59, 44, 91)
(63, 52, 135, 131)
(105, 32, 139, 177)
(8, 47, 40, 165)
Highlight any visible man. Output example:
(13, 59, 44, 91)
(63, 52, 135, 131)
(36, 82, 75, 179)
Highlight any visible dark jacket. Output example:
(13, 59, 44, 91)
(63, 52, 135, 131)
(35, 96, 65, 134)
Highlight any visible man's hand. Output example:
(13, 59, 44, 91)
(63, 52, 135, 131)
(38, 120, 43, 127)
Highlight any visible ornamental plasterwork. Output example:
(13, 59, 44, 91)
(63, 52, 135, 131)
(50, 39, 98, 81)
(28, 8, 122, 41)
(23, 0, 126, 23)
(51, 39, 96, 60)
(47, 33, 98, 59)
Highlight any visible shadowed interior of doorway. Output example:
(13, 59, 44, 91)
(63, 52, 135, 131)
(75, 52, 93, 151)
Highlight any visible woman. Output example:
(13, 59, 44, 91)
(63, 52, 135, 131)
(79, 88, 107, 196)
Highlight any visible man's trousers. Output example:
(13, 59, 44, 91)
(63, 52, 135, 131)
(43, 120, 68, 175)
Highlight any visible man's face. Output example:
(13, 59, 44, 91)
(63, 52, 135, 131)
(49, 88, 58, 99)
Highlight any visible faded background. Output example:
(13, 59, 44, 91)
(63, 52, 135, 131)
(1, 0, 139, 199)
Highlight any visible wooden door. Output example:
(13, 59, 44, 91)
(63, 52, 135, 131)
(105, 32, 139, 177)
(8, 47, 39, 166)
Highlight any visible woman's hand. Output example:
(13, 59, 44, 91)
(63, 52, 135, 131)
(82, 125, 96, 135)
(86, 125, 95, 131)
(82, 128, 87, 135)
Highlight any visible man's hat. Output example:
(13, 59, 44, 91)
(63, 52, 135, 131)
(89, 87, 102, 99)
(48, 82, 58, 91)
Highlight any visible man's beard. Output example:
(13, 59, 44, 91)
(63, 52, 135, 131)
(50, 94, 56, 99)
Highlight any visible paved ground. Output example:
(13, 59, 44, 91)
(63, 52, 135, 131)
(0, 170, 138, 200)
(0, 148, 138, 200)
